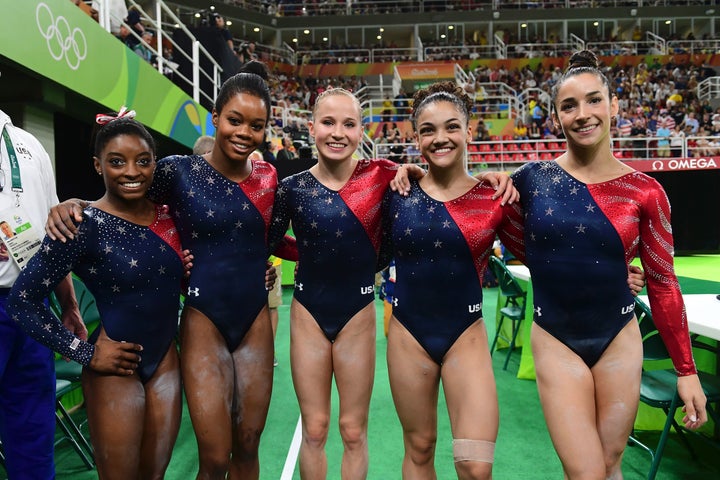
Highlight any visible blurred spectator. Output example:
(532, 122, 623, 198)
(393, 89, 410, 120)
(630, 117, 648, 158)
(92, 0, 126, 36)
(211, 13, 233, 51)
(122, 8, 144, 50)
(682, 111, 699, 134)
(192, 135, 215, 155)
(670, 124, 685, 158)
(656, 118, 671, 158)
(72, 0, 99, 21)
(513, 119, 529, 140)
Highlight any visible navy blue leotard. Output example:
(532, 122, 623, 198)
(8, 205, 184, 382)
(512, 161, 696, 374)
(382, 179, 524, 364)
(268, 159, 397, 341)
(149, 155, 277, 350)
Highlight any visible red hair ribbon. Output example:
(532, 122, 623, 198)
(95, 106, 137, 125)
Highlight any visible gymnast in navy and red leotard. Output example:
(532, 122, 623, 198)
(266, 89, 404, 478)
(154, 63, 281, 479)
(507, 50, 706, 479)
(269, 157, 398, 341)
(384, 179, 523, 364)
(382, 82, 524, 479)
(10, 114, 185, 478)
(149, 153, 275, 350)
(10, 205, 183, 381)
(512, 161, 696, 371)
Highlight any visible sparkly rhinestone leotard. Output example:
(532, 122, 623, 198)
(512, 161, 695, 374)
(9, 205, 184, 382)
(149, 155, 277, 350)
(382, 179, 524, 364)
(268, 159, 398, 341)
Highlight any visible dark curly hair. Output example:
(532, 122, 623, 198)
(410, 81, 473, 130)
(551, 50, 612, 113)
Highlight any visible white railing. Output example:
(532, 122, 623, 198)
(219, 1, 718, 16)
(424, 45, 495, 61)
(585, 40, 659, 56)
(698, 76, 720, 104)
(507, 42, 578, 59)
(667, 39, 720, 55)
(369, 135, 717, 171)
(93, 0, 224, 106)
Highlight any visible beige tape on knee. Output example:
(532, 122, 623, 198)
(452, 439, 495, 464)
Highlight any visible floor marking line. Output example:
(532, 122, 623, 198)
(281, 416, 302, 480)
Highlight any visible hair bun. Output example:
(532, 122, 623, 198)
(239, 60, 269, 80)
(567, 50, 599, 71)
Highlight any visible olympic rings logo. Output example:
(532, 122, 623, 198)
(36, 3, 87, 71)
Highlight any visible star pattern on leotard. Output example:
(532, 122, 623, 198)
(9, 206, 184, 370)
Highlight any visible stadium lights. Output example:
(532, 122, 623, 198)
(210, 6, 215, 11)
(448, 25, 454, 30)
(304, 29, 310, 34)
(254, 27, 260, 32)
(226, 20, 232, 26)
(665, 20, 672, 25)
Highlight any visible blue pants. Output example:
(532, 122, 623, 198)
(0, 291, 56, 480)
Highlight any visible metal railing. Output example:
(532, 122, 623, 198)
(698, 76, 720, 104)
(369, 135, 718, 171)
(94, 0, 224, 106)
(217, 1, 719, 16)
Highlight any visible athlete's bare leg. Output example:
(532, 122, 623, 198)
(333, 302, 376, 480)
(387, 317, 441, 480)
(228, 306, 274, 479)
(180, 306, 273, 480)
(82, 330, 181, 480)
(442, 320, 497, 480)
(138, 342, 182, 479)
(532, 320, 642, 480)
(290, 299, 334, 479)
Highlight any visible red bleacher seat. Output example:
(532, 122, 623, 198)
(526, 152, 538, 161)
(540, 152, 553, 161)
(483, 153, 497, 163)
(520, 142, 532, 151)
(479, 143, 491, 152)
(512, 153, 526, 162)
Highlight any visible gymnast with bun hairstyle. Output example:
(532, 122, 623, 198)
(511, 50, 707, 478)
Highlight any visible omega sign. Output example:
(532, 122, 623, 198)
(629, 157, 720, 172)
